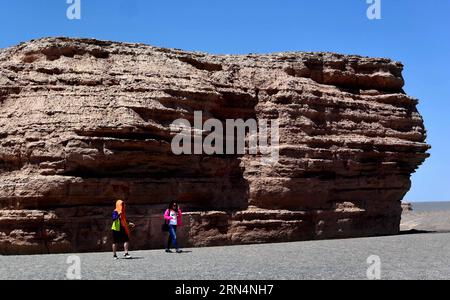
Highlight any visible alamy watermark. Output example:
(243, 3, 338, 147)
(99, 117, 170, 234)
(366, 255, 381, 279)
(66, 0, 81, 20)
(366, 0, 382, 20)
(170, 111, 280, 165)
(66, 255, 81, 279)
(65, 1, 380, 22)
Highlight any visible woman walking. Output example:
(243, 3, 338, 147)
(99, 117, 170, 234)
(111, 199, 134, 259)
(163, 201, 183, 253)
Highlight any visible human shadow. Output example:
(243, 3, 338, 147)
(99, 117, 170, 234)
(177, 250, 192, 254)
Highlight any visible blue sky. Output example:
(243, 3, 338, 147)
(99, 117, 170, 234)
(0, 0, 449, 201)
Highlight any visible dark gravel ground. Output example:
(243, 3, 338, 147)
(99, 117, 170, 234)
(1, 232, 450, 280)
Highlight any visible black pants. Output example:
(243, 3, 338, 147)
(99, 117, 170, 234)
(112, 229, 129, 244)
(167, 225, 178, 249)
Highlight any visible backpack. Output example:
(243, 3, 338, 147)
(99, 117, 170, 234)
(161, 209, 170, 231)
(111, 211, 121, 231)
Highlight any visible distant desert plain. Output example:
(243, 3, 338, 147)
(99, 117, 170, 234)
(401, 202, 450, 233)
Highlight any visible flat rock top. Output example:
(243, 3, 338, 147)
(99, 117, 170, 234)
(1, 36, 401, 63)
(0, 37, 405, 92)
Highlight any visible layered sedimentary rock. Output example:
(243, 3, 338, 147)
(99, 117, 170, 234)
(0, 37, 429, 254)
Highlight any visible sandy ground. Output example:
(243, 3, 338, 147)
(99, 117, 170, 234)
(0, 202, 449, 280)
(400, 202, 450, 232)
(1, 232, 450, 280)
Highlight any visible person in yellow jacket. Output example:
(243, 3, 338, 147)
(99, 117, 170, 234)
(111, 200, 135, 259)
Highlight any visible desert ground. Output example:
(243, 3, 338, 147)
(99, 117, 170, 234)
(0, 202, 449, 280)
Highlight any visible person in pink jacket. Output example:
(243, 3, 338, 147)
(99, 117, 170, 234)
(163, 201, 183, 253)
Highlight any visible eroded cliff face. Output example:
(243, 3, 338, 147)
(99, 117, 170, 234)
(0, 38, 429, 254)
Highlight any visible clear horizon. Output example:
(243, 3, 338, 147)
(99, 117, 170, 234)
(1, 0, 449, 202)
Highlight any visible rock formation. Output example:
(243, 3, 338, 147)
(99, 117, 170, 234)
(401, 202, 413, 213)
(0, 37, 429, 254)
